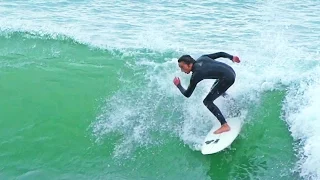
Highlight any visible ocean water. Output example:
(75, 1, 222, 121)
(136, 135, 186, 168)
(0, 0, 319, 180)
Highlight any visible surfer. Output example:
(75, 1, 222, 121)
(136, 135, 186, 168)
(173, 52, 240, 134)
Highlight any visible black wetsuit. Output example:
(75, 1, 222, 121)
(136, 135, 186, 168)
(177, 52, 236, 125)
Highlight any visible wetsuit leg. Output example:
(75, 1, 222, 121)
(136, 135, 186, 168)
(211, 80, 228, 97)
(203, 78, 235, 125)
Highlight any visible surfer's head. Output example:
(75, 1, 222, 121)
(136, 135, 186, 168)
(178, 55, 195, 74)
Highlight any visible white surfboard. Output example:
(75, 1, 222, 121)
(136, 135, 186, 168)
(201, 117, 242, 155)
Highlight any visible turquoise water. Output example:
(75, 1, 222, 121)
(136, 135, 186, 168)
(0, 1, 319, 179)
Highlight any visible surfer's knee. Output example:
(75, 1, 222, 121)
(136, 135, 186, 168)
(203, 98, 211, 107)
(203, 99, 220, 115)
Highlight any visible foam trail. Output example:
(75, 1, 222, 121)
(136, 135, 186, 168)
(283, 68, 320, 179)
(92, 58, 185, 158)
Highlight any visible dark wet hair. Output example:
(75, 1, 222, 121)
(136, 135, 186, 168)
(178, 55, 195, 65)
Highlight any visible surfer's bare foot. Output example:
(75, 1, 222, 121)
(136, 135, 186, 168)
(214, 124, 230, 134)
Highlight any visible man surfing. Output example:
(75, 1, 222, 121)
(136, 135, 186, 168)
(173, 52, 240, 134)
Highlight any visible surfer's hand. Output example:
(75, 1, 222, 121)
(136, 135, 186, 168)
(173, 77, 180, 86)
(232, 56, 240, 63)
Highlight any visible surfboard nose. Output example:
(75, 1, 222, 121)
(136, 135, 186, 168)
(201, 117, 242, 155)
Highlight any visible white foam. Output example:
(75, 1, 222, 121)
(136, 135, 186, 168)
(283, 72, 320, 179)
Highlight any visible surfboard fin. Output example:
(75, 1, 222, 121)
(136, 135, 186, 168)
(205, 140, 215, 144)
(205, 139, 220, 144)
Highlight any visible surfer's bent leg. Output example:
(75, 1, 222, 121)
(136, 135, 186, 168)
(203, 78, 234, 125)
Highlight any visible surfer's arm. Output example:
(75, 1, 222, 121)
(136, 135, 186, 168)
(176, 73, 201, 98)
(203, 52, 234, 61)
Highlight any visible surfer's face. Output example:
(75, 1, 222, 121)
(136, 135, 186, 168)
(178, 62, 192, 74)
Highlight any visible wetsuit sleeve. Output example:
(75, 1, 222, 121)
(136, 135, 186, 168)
(204, 52, 233, 61)
(176, 73, 201, 98)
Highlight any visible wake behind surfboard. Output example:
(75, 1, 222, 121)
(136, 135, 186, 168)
(201, 117, 242, 155)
